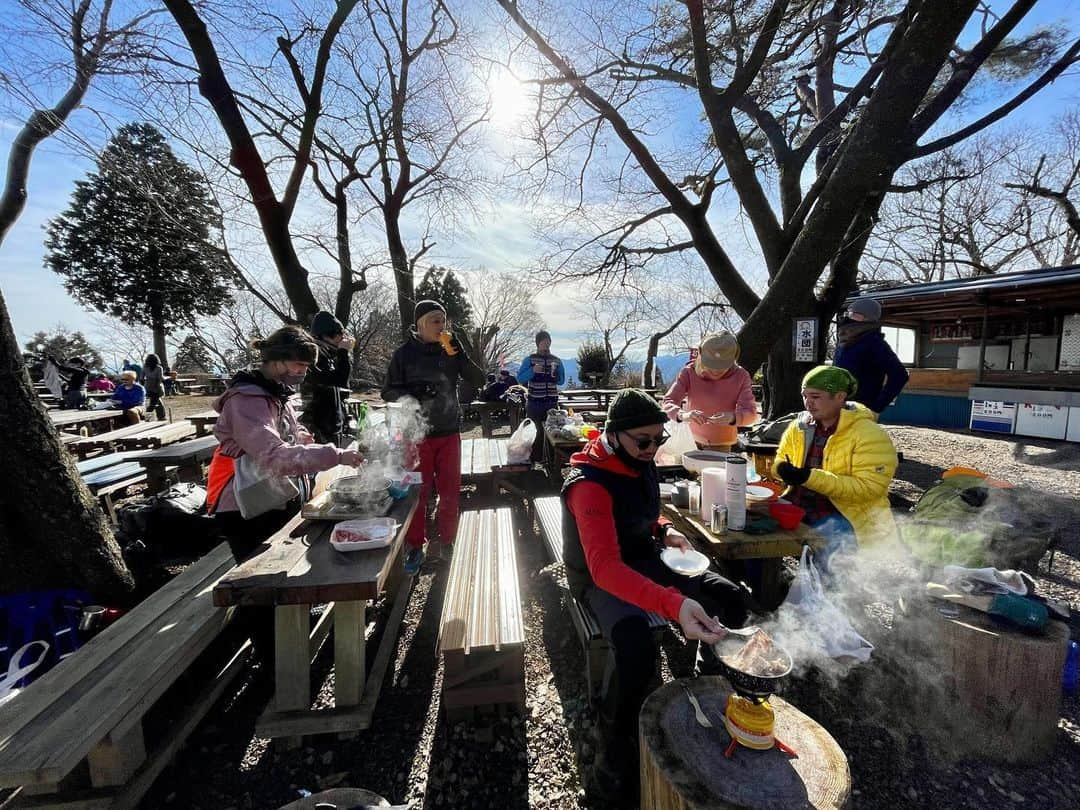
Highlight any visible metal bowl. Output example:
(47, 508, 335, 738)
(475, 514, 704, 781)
(327, 475, 391, 510)
(712, 634, 793, 698)
(681, 450, 732, 475)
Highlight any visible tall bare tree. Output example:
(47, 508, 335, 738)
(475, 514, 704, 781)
(461, 270, 544, 371)
(497, 0, 1080, 412)
(0, 0, 156, 596)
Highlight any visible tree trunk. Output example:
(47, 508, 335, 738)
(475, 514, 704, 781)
(0, 286, 133, 599)
(384, 208, 414, 340)
(333, 183, 363, 325)
(764, 330, 815, 419)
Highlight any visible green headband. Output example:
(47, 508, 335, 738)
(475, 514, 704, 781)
(801, 365, 858, 395)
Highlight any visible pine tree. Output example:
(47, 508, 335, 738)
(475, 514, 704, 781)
(24, 327, 104, 370)
(415, 266, 473, 330)
(45, 123, 233, 368)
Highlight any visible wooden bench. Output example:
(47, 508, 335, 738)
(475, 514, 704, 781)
(438, 508, 525, 720)
(460, 438, 534, 514)
(534, 496, 668, 702)
(81, 462, 150, 523)
(0, 544, 247, 809)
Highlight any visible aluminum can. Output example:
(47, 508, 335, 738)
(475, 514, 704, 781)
(710, 504, 727, 534)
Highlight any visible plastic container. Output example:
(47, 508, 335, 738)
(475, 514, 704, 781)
(700, 467, 727, 520)
(1064, 640, 1079, 694)
(725, 456, 747, 531)
(769, 502, 806, 530)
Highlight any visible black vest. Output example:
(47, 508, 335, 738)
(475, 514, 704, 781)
(560, 461, 661, 599)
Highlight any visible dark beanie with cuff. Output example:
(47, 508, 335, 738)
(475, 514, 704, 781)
(605, 389, 668, 432)
(255, 326, 319, 364)
(414, 299, 446, 323)
(310, 310, 344, 338)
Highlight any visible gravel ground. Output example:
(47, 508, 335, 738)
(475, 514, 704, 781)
(134, 420, 1080, 810)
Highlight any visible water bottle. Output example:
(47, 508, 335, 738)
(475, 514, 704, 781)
(1064, 640, 1079, 694)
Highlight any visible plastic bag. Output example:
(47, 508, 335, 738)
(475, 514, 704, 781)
(0, 641, 50, 706)
(506, 418, 537, 464)
(655, 420, 697, 466)
(783, 546, 874, 663)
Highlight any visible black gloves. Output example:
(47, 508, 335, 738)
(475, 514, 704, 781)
(775, 460, 811, 486)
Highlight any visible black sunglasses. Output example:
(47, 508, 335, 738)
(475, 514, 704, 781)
(623, 431, 669, 450)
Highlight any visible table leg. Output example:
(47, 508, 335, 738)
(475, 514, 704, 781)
(334, 600, 367, 707)
(758, 560, 782, 610)
(481, 412, 493, 439)
(275, 604, 311, 748)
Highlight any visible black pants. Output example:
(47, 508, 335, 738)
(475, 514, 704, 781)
(147, 392, 165, 420)
(526, 400, 556, 462)
(214, 505, 297, 663)
(584, 556, 748, 750)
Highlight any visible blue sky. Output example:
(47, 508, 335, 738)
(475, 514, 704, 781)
(1, 0, 1078, 363)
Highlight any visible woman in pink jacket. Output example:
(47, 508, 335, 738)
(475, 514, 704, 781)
(662, 332, 758, 452)
(207, 326, 362, 564)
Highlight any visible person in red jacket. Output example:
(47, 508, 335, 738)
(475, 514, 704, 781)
(561, 388, 749, 804)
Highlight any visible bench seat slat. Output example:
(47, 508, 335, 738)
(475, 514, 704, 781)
(0, 544, 235, 788)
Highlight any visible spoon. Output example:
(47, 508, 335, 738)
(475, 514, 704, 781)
(718, 622, 762, 637)
(682, 684, 713, 728)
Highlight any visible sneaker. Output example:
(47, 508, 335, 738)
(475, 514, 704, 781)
(403, 547, 425, 574)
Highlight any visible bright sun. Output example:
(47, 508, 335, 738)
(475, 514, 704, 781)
(488, 70, 530, 130)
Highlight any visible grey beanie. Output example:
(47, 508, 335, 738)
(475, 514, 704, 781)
(847, 297, 881, 321)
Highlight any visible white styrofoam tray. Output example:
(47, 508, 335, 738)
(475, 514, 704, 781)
(330, 517, 400, 552)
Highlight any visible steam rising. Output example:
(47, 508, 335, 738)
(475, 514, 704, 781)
(354, 398, 429, 483)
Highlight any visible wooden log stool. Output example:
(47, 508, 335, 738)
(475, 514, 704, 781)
(639, 677, 850, 809)
(934, 606, 1070, 763)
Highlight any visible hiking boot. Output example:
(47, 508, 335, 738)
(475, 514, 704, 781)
(403, 546, 425, 574)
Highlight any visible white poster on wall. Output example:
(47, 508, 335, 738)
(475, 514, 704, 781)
(1015, 403, 1068, 440)
(970, 400, 1017, 434)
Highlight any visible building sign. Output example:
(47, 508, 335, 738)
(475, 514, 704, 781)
(793, 318, 817, 363)
(969, 400, 1017, 434)
(1015, 403, 1068, 440)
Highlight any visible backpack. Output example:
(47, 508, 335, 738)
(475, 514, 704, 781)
(744, 411, 800, 445)
(117, 483, 217, 556)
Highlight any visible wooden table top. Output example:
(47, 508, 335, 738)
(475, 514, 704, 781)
(214, 487, 419, 607)
(188, 409, 219, 423)
(48, 409, 123, 427)
(662, 502, 824, 560)
(131, 434, 219, 464)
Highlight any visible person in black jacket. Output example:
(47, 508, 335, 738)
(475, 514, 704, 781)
(301, 311, 355, 445)
(382, 300, 485, 573)
(53, 356, 89, 409)
(833, 297, 909, 415)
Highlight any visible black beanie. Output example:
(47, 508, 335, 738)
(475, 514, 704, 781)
(535, 329, 551, 345)
(605, 389, 668, 432)
(255, 326, 319, 364)
(310, 310, 344, 338)
(414, 299, 446, 323)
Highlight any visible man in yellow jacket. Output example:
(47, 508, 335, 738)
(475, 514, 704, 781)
(775, 365, 898, 571)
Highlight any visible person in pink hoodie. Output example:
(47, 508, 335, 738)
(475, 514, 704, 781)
(662, 332, 758, 452)
(207, 325, 363, 563)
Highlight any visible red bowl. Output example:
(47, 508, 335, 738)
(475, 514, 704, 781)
(769, 502, 806, 530)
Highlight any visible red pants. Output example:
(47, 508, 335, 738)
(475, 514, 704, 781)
(405, 432, 462, 550)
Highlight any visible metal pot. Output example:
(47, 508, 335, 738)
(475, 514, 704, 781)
(327, 475, 392, 512)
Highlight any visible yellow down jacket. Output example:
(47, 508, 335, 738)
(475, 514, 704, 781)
(775, 402, 898, 547)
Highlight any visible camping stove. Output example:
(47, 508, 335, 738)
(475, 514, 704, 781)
(722, 692, 797, 758)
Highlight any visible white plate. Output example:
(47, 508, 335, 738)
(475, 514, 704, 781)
(330, 518, 399, 552)
(746, 484, 774, 501)
(660, 547, 710, 576)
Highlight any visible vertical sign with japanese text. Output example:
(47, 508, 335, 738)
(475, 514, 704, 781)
(793, 318, 817, 363)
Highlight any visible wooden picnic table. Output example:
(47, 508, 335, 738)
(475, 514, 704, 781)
(48, 408, 124, 434)
(542, 424, 682, 481)
(131, 434, 219, 493)
(188, 409, 219, 436)
(662, 501, 825, 607)
(213, 483, 420, 743)
(460, 437, 534, 510)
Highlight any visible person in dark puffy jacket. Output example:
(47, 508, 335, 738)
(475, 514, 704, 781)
(382, 299, 485, 573)
(301, 310, 355, 445)
(143, 353, 166, 420)
(833, 297, 909, 415)
(517, 329, 564, 460)
(53, 356, 89, 409)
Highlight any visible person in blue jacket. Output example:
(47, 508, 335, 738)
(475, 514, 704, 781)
(517, 330, 565, 461)
(109, 370, 147, 424)
(833, 297, 909, 415)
